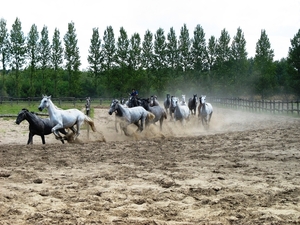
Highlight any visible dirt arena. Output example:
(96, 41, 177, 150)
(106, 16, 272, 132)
(0, 106, 300, 224)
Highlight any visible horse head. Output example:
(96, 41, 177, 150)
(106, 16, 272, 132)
(15, 108, 29, 124)
(170, 96, 178, 108)
(38, 95, 52, 111)
(108, 99, 119, 115)
(199, 96, 206, 105)
(140, 98, 150, 110)
(150, 95, 158, 106)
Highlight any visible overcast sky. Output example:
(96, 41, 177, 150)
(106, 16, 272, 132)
(2, 0, 300, 69)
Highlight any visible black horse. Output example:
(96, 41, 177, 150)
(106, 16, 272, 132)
(15, 108, 67, 144)
(141, 98, 167, 131)
(163, 94, 171, 114)
(128, 96, 142, 108)
(188, 94, 198, 115)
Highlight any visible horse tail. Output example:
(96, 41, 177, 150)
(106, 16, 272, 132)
(84, 115, 97, 132)
(147, 112, 155, 121)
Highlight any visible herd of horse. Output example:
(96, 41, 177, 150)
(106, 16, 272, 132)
(15, 94, 213, 144)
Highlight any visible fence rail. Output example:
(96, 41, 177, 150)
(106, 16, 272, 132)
(209, 97, 300, 115)
(1, 96, 300, 116)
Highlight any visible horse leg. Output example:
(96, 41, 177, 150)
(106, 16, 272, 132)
(208, 112, 213, 122)
(122, 125, 130, 136)
(27, 132, 33, 145)
(68, 126, 76, 134)
(134, 121, 141, 132)
(52, 124, 64, 142)
(72, 122, 82, 140)
(115, 116, 119, 133)
(41, 135, 46, 144)
(159, 117, 163, 131)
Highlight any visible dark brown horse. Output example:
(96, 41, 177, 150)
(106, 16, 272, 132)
(188, 94, 198, 115)
(15, 108, 67, 144)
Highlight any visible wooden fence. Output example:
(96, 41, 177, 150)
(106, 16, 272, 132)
(209, 97, 300, 115)
(1, 96, 300, 116)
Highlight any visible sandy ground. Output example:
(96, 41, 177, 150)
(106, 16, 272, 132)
(0, 106, 300, 224)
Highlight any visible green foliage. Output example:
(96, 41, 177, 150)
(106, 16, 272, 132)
(51, 28, 63, 97)
(287, 29, 300, 97)
(88, 27, 103, 95)
(27, 24, 39, 96)
(254, 30, 275, 99)
(64, 21, 81, 96)
(0, 18, 10, 96)
(10, 18, 26, 96)
(0, 17, 298, 100)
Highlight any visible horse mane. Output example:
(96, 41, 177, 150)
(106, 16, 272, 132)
(115, 102, 124, 117)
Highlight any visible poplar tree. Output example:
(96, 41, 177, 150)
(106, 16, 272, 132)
(206, 35, 217, 93)
(254, 29, 275, 98)
(51, 28, 63, 96)
(0, 18, 10, 95)
(88, 27, 102, 95)
(141, 29, 154, 94)
(153, 27, 167, 94)
(27, 24, 39, 96)
(116, 27, 130, 68)
(101, 26, 116, 93)
(191, 24, 207, 88)
(230, 27, 248, 94)
(178, 24, 191, 74)
(39, 25, 51, 94)
(10, 17, 26, 97)
(102, 26, 116, 71)
(129, 33, 142, 92)
(214, 29, 231, 93)
(287, 29, 300, 96)
(191, 25, 207, 71)
(115, 26, 130, 95)
(64, 21, 81, 96)
(129, 32, 141, 71)
(166, 27, 179, 72)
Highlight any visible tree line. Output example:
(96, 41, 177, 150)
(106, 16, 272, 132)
(0, 17, 300, 99)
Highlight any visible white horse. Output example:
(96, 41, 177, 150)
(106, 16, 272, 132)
(198, 95, 213, 128)
(174, 99, 190, 125)
(169, 96, 179, 120)
(180, 94, 187, 105)
(108, 99, 154, 136)
(112, 99, 128, 133)
(38, 95, 96, 141)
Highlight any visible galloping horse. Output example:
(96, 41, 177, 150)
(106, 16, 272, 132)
(180, 94, 187, 105)
(169, 96, 179, 120)
(15, 108, 67, 144)
(141, 98, 167, 131)
(38, 95, 96, 141)
(108, 99, 155, 136)
(174, 99, 190, 125)
(150, 95, 160, 106)
(198, 95, 213, 128)
(188, 94, 198, 115)
(128, 96, 142, 108)
(164, 94, 171, 114)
